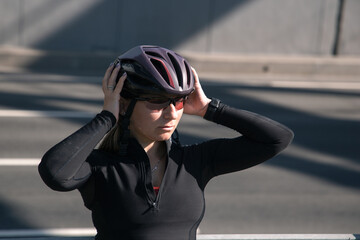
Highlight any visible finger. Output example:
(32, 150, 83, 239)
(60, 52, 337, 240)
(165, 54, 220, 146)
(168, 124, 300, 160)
(107, 63, 121, 89)
(191, 67, 204, 94)
(102, 63, 115, 91)
(190, 67, 209, 103)
(114, 72, 127, 94)
(191, 67, 199, 83)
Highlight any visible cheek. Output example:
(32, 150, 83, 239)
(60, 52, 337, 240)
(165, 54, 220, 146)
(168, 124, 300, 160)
(130, 113, 156, 130)
(129, 110, 161, 136)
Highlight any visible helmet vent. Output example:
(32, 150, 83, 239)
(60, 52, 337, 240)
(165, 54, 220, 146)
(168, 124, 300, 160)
(150, 58, 175, 88)
(185, 62, 191, 86)
(145, 51, 163, 59)
(167, 53, 183, 87)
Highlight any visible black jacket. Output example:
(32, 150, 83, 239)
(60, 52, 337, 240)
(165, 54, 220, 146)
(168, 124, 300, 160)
(39, 103, 294, 240)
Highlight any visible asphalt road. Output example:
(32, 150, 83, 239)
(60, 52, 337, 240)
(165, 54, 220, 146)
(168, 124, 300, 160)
(0, 71, 359, 234)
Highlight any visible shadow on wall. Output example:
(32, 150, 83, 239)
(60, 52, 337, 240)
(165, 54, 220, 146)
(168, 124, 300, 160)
(0, 0, 250, 74)
(24, 0, 250, 52)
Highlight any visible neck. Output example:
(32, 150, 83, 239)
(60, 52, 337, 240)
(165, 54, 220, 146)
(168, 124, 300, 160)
(141, 141, 166, 160)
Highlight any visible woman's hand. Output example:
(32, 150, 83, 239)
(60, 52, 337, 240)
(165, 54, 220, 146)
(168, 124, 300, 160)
(183, 67, 211, 117)
(102, 63, 127, 121)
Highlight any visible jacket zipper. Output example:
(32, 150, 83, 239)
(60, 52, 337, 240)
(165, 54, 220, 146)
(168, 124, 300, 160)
(140, 161, 158, 210)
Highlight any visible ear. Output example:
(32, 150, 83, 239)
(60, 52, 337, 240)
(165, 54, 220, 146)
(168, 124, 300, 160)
(119, 97, 131, 116)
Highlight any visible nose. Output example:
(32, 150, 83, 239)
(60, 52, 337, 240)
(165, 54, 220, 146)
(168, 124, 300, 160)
(163, 103, 178, 119)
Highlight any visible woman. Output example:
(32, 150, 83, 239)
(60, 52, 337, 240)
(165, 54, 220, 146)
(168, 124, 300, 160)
(39, 45, 294, 240)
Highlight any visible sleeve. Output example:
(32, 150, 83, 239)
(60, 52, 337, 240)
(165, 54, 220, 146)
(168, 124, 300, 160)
(198, 102, 294, 185)
(38, 110, 116, 191)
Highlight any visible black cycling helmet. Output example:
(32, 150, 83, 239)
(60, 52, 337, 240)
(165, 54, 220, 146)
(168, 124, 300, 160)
(114, 45, 194, 155)
(115, 45, 195, 98)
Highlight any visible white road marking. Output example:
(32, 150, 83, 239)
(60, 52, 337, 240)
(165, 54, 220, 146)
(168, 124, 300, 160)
(0, 158, 40, 166)
(0, 228, 96, 237)
(286, 145, 360, 172)
(197, 234, 357, 240)
(0, 110, 95, 118)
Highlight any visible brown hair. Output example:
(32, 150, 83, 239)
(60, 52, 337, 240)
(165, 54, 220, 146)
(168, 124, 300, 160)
(99, 98, 135, 153)
(98, 118, 123, 153)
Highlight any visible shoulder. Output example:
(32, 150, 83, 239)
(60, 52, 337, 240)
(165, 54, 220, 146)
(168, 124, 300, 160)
(169, 140, 208, 166)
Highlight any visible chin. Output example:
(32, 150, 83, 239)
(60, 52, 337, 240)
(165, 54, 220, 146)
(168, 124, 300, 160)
(156, 132, 174, 142)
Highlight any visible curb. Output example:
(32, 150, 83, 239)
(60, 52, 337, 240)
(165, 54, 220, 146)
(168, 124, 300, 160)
(0, 47, 360, 77)
(182, 52, 360, 77)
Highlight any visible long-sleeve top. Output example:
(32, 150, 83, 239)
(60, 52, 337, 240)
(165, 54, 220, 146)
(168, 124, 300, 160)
(38, 102, 294, 240)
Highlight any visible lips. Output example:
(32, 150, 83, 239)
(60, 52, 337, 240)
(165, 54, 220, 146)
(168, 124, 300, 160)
(159, 125, 174, 131)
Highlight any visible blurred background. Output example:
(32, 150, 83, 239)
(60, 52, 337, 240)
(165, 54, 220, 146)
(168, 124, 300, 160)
(0, 0, 359, 235)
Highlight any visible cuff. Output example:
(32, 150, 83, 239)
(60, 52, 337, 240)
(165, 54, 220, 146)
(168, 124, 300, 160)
(100, 110, 117, 127)
(204, 98, 222, 122)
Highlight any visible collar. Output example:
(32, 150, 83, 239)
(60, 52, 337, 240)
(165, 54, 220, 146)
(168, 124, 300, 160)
(126, 137, 173, 163)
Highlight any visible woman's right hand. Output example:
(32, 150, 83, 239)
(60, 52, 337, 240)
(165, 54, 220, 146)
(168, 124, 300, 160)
(102, 63, 127, 122)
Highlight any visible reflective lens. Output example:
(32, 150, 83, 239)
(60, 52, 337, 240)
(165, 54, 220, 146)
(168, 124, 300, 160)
(137, 96, 186, 111)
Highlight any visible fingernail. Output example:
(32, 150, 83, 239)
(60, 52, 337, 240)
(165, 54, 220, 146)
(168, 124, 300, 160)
(116, 63, 120, 68)
(109, 62, 114, 67)
(122, 72, 127, 77)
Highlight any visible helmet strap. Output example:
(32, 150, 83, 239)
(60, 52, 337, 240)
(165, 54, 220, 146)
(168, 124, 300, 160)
(172, 129, 180, 145)
(118, 99, 137, 156)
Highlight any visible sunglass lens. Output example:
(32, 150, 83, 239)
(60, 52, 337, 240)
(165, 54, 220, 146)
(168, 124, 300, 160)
(144, 97, 185, 111)
(174, 99, 184, 110)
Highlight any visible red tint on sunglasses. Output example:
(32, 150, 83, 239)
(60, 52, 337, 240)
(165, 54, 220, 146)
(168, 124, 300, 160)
(136, 96, 186, 111)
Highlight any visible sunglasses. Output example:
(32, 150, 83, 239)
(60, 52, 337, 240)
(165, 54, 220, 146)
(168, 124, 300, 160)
(136, 96, 187, 111)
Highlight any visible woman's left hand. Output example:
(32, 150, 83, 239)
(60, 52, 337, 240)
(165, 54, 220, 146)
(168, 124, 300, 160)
(183, 67, 211, 117)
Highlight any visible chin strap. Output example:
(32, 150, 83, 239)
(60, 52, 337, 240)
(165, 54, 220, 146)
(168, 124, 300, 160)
(172, 129, 180, 145)
(118, 99, 137, 156)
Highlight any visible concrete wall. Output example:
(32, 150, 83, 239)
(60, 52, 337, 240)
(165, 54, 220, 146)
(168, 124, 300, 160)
(0, 0, 359, 56)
